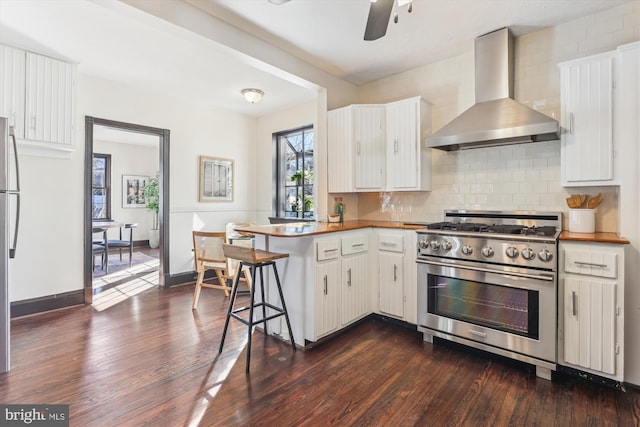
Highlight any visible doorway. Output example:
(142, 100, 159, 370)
(84, 117, 170, 305)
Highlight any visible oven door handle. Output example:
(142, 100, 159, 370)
(416, 259, 555, 282)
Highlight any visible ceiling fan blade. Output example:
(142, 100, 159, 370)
(364, 0, 394, 41)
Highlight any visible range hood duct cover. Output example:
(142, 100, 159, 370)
(426, 28, 559, 151)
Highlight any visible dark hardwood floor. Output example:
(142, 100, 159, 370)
(2, 284, 639, 426)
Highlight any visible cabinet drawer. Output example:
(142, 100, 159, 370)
(378, 233, 404, 252)
(342, 234, 368, 255)
(563, 248, 617, 279)
(317, 238, 340, 261)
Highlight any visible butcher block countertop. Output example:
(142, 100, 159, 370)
(559, 231, 630, 244)
(235, 220, 424, 237)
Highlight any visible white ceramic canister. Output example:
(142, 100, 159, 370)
(568, 209, 595, 233)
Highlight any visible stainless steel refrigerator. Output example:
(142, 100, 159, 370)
(0, 116, 20, 373)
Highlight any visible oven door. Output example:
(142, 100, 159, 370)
(417, 259, 557, 364)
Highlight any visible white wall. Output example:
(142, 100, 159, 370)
(255, 101, 317, 224)
(93, 139, 158, 241)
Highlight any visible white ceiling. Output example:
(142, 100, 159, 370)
(0, 0, 635, 117)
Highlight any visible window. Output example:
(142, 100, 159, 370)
(275, 126, 314, 219)
(92, 153, 111, 220)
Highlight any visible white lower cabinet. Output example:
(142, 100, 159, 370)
(377, 230, 417, 324)
(558, 241, 625, 381)
(311, 232, 370, 340)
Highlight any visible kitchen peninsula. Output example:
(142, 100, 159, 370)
(234, 221, 423, 347)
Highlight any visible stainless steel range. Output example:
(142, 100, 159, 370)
(416, 210, 561, 379)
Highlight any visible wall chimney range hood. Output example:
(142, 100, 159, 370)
(426, 28, 559, 151)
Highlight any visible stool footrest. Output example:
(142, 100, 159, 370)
(230, 309, 287, 327)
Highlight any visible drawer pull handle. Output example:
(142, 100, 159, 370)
(468, 330, 487, 339)
(380, 242, 396, 247)
(324, 249, 338, 253)
(574, 261, 607, 268)
(572, 291, 577, 316)
(352, 243, 365, 248)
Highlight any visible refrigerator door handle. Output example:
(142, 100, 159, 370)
(9, 193, 19, 259)
(8, 126, 20, 258)
(9, 126, 19, 192)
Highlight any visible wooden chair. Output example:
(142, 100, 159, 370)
(191, 231, 252, 310)
(106, 223, 137, 267)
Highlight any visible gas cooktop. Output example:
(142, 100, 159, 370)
(426, 222, 557, 237)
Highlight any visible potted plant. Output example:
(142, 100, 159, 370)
(144, 172, 160, 249)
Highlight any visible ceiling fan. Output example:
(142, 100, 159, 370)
(364, 0, 413, 41)
(267, 0, 413, 41)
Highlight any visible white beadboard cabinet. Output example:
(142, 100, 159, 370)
(376, 230, 417, 324)
(24, 52, 76, 145)
(0, 44, 26, 139)
(314, 237, 341, 339)
(353, 105, 386, 191)
(559, 51, 616, 186)
(558, 241, 625, 381)
(327, 96, 432, 193)
(311, 231, 371, 341)
(340, 234, 370, 326)
(327, 106, 354, 192)
(385, 97, 431, 191)
(0, 44, 76, 147)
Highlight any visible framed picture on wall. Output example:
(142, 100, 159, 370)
(199, 156, 233, 202)
(122, 175, 149, 208)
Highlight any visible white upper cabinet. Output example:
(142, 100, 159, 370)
(0, 44, 26, 138)
(327, 96, 432, 193)
(354, 105, 386, 191)
(559, 51, 616, 186)
(0, 44, 76, 147)
(386, 97, 431, 191)
(327, 106, 354, 193)
(24, 52, 76, 145)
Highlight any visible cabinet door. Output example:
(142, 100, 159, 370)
(25, 52, 76, 145)
(354, 105, 385, 190)
(563, 277, 617, 376)
(379, 252, 404, 318)
(0, 45, 26, 138)
(327, 107, 354, 192)
(341, 252, 369, 326)
(560, 53, 614, 185)
(386, 99, 419, 189)
(314, 259, 341, 339)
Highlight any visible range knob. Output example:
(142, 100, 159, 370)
(521, 248, 535, 260)
(505, 246, 519, 258)
(481, 246, 494, 258)
(441, 240, 452, 251)
(538, 249, 553, 262)
(429, 240, 441, 250)
(461, 245, 473, 256)
(419, 238, 429, 249)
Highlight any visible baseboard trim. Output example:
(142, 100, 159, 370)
(164, 270, 218, 287)
(11, 290, 85, 318)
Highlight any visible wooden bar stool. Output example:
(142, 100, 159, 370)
(219, 243, 296, 373)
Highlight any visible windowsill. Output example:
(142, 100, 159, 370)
(268, 217, 315, 224)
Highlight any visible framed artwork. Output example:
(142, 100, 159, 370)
(199, 156, 233, 202)
(122, 175, 149, 208)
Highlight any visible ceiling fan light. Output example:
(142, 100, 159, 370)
(241, 88, 264, 104)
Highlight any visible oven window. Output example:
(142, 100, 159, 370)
(427, 275, 539, 339)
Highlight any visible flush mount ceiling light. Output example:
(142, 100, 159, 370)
(241, 88, 264, 104)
